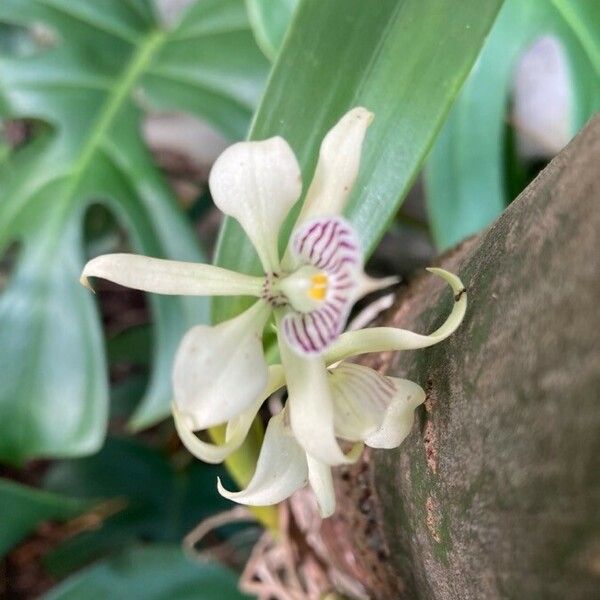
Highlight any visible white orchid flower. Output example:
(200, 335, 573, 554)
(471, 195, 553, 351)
(80, 107, 467, 518)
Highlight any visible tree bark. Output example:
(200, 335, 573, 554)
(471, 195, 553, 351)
(321, 115, 600, 599)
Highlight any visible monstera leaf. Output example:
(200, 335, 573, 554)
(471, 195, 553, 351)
(43, 545, 249, 600)
(0, 0, 268, 464)
(0, 477, 88, 556)
(42, 436, 231, 575)
(425, 0, 600, 249)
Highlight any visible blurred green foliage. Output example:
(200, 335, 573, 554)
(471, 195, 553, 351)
(43, 545, 248, 600)
(42, 436, 232, 575)
(245, 0, 298, 61)
(0, 0, 268, 464)
(0, 478, 88, 556)
(425, 0, 600, 249)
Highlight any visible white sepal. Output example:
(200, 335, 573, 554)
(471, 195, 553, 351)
(217, 411, 308, 506)
(279, 336, 358, 466)
(364, 377, 425, 449)
(325, 268, 467, 363)
(209, 137, 302, 273)
(306, 455, 336, 518)
(80, 253, 264, 297)
(172, 301, 270, 431)
(295, 107, 373, 224)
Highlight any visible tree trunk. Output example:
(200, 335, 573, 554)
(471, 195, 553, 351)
(318, 115, 600, 599)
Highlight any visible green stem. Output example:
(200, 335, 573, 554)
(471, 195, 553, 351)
(208, 422, 279, 532)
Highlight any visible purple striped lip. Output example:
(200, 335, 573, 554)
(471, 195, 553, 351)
(332, 363, 395, 409)
(329, 363, 396, 440)
(283, 216, 362, 356)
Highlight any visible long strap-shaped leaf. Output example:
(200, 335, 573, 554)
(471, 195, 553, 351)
(213, 0, 505, 323)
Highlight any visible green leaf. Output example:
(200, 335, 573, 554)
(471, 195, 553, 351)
(213, 0, 504, 323)
(43, 545, 248, 600)
(0, 478, 87, 556)
(0, 0, 269, 462)
(425, 0, 600, 249)
(43, 436, 230, 575)
(245, 0, 298, 61)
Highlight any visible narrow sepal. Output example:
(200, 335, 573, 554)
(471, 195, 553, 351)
(325, 268, 467, 362)
(80, 253, 264, 297)
(306, 455, 336, 518)
(296, 107, 373, 223)
(279, 339, 360, 466)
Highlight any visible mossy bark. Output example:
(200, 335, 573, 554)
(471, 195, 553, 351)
(325, 116, 600, 599)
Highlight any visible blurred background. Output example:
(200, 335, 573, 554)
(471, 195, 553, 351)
(0, 0, 598, 597)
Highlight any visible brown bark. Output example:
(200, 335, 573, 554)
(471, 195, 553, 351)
(322, 115, 600, 599)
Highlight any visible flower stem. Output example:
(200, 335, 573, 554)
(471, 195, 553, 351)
(208, 421, 279, 532)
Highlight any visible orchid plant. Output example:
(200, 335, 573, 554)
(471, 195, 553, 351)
(81, 108, 466, 518)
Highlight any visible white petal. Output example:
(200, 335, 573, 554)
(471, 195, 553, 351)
(295, 107, 373, 223)
(217, 411, 308, 506)
(364, 378, 425, 449)
(172, 364, 286, 464)
(325, 268, 467, 363)
(278, 334, 358, 466)
(329, 362, 394, 441)
(172, 301, 270, 430)
(209, 137, 302, 273)
(80, 253, 264, 296)
(306, 455, 336, 518)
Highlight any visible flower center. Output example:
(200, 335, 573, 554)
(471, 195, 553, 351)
(265, 265, 329, 313)
(307, 273, 329, 301)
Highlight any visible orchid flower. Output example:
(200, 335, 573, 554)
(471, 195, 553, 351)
(80, 107, 467, 518)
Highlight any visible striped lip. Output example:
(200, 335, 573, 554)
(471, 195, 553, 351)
(329, 362, 395, 440)
(281, 216, 362, 356)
